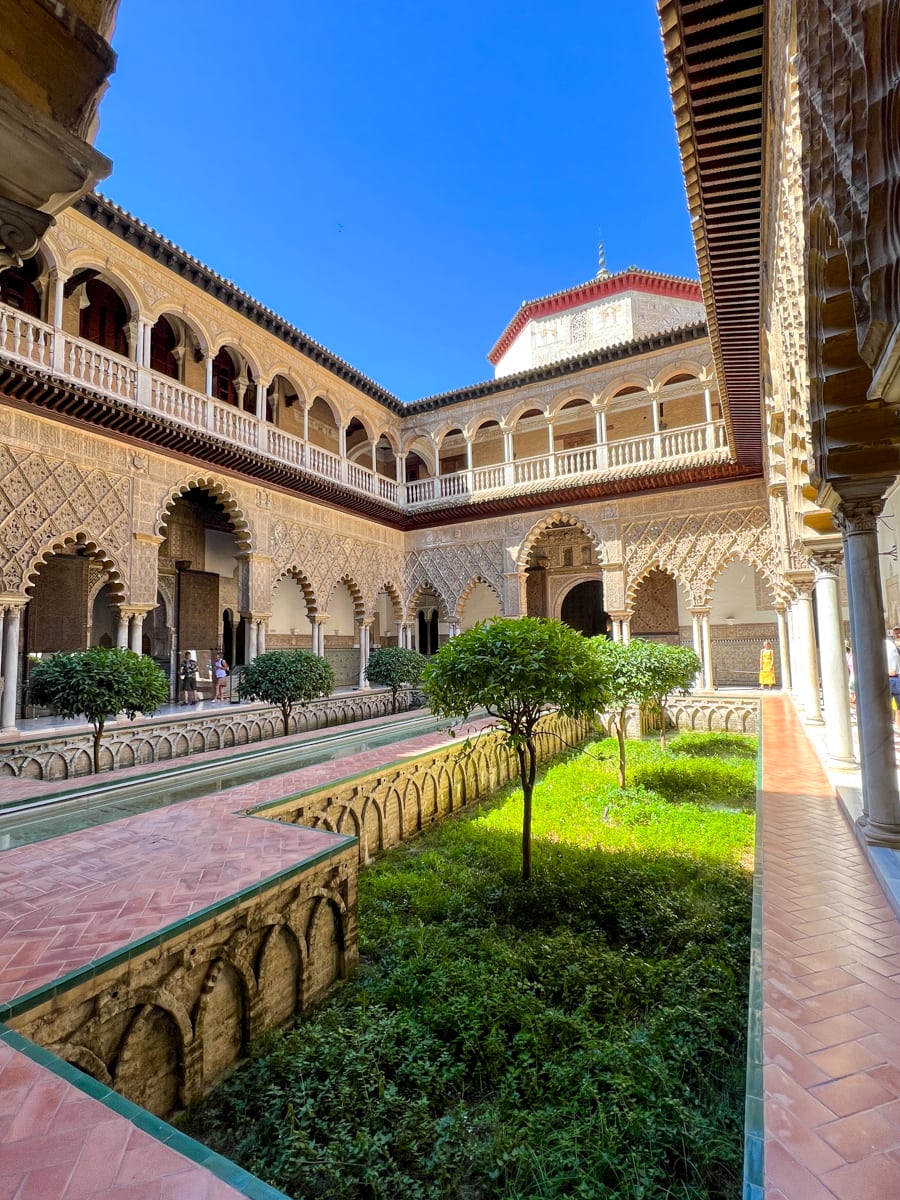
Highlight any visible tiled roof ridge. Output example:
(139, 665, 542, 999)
(487, 268, 704, 364)
(519, 266, 701, 310)
(408, 319, 709, 413)
(78, 193, 407, 413)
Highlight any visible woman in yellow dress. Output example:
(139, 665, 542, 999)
(758, 639, 776, 689)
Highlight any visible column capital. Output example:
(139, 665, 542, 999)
(784, 569, 815, 598)
(834, 495, 887, 536)
(809, 549, 844, 580)
(0, 596, 28, 614)
(688, 606, 711, 616)
(315, 613, 329, 626)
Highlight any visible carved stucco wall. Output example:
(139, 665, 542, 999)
(0, 404, 781, 642)
(407, 478, 781, 624)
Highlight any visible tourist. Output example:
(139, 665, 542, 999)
(180, 653, 199, 705)
(846, 641, 855, 710)
(214, 652, 229, 701)
(758, 639, 776, 689)
(886, 630, 900, 733)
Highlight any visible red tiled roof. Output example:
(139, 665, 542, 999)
(487, 269, 704, 366)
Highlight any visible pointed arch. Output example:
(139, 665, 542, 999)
(326, 574, 366, 621)
(457, 575, 504, 621)
(153, 477, 253, 551)
(405, 580, 452, 624)
(273, 566, 320, 617)
(24, 531, 126, 599)
(625, 561, 692, 611)
(515, 511, 603, 571)
(701, 551, 783, 610)
(376, 580, 404, 624)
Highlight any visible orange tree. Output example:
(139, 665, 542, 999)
(423, 617, 611, 881)
(238, 649, 334, 737)
(29, 647, 169, 774)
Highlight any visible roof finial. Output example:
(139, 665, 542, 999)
(596, 234, 609, 280)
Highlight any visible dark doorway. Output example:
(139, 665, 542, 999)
(560, 580, 608, 638)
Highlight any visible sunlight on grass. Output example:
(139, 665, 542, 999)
(478, 734, 756, 868)
(182, 731, 756, 1200)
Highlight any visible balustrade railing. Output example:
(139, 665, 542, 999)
(0, 300, 732, 514)
(0, 307, 53, 368)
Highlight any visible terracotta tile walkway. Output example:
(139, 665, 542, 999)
(761, 694, 900, 1198)
(0, 717, 480, 1199)
(0, 1041, 249, 1200)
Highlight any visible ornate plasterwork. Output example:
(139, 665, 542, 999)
(403, 540, 507, 619)
(623, 505, 783, 608)
(269, 519, 403, 615)
(0, 442, 131, 593)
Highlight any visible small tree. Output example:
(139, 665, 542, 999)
(238, 649, 334, 737)
(590, 638, 701, 785)
(28, 647, 169, 775)
(423, 617, 611, 881)
(641, 642, 701, 749)
(366, 646, 427, 713)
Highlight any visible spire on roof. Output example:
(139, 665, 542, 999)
(596, 235, 610, 280)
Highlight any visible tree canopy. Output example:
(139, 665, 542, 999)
(591, 639, 700, 784)
(238, 649, 334, 737)
(366, 646, 427, 713)
(639, 641, 701, 748)
(28, 647, 169, 774)
(423, 617, 611, 880)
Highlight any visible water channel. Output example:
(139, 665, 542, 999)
(0, 709, 449, 851)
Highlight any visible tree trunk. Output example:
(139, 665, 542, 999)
(282, 705, 291, 738)
(92, 721, 104, 775)
(616, 710, 627, 789)
(659, 702, 667, 750)
(391, 689, 398, 715)
(518, 740, 538, 882)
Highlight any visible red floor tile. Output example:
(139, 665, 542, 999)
(761, 696, 900, 1198)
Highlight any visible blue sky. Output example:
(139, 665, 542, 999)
(96, 2, 697, 401)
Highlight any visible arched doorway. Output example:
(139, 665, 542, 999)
(560, 581, 608, 637)
(524, 521, 601, 622)
(154, 489, 242, 695)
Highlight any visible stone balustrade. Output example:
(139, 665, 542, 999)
(0, 300, 731, 513)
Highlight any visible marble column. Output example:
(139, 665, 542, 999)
(129, 611, 145, 655)
(775, 607, 791, 691)
(700, 610, 714, 690)
(358, 621, 371, 688)
(246, 616, 259, 663)
(1, 604, 23, 732)
(257, 619, 267, 655)
(811, 552, 854, 761)
(790, 579, 823, 723)
(836, 493, 900, 844)
(696, 614, 710, 691)
(621, 616, 631, 645)
(787, 603, 801, 696)
(116, 610, 130, 649)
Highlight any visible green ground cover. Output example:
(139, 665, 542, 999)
(182, 731, 756, 1200)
